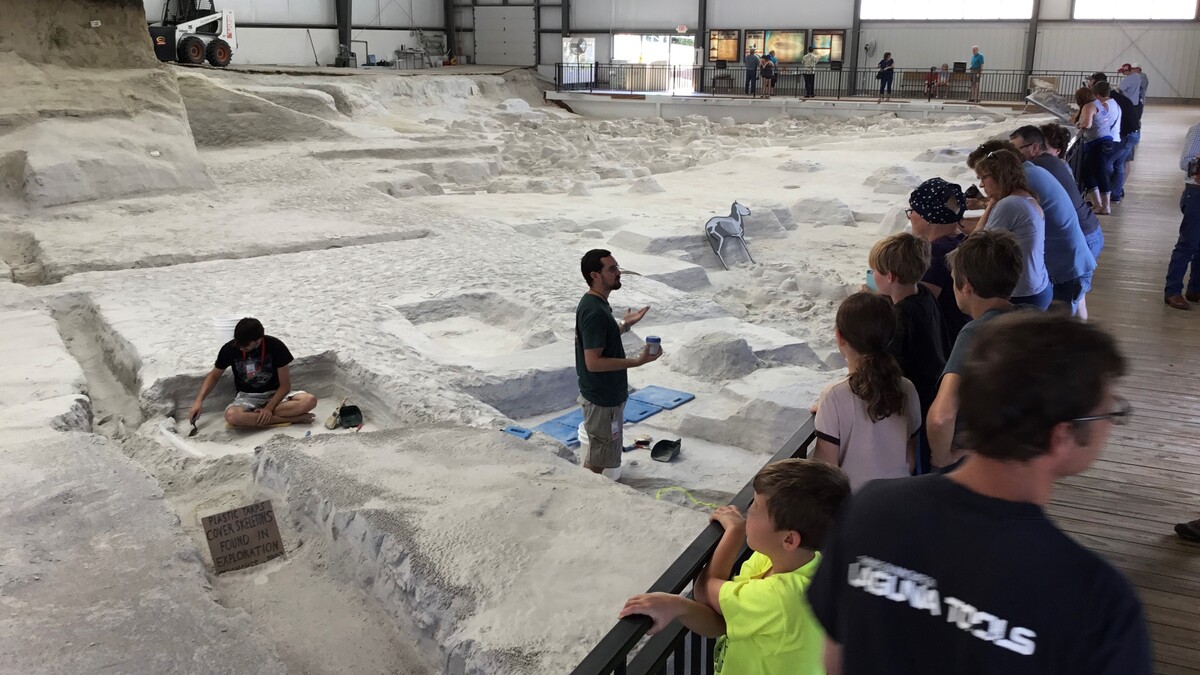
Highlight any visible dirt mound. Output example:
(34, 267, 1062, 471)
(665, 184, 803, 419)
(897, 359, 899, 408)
(0, 1, 210, 208)
(0, 0, 159, 69)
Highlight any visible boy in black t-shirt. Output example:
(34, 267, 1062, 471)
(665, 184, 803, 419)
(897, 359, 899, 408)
(187, 318, 318, 429)
(868, 232, 948, 474)
(807, 313, 1151, 675)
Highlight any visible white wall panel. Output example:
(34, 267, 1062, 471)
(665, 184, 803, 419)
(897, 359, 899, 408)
(572, 0, 696, 32)
(232, 27, 447, 66)
(1039, 0, 1073, 21)
(475, 6, 537, 65)
(222, 0, 334, 25)
(375, 0, 443, 29)
(568, 0, 854, 34)
(146, 0, 442, 27)
(1034, 22, 1200, 98)
(233, 27, 338, 65)
(455, 8, 474, 30)
(355, 0, 442, 27)
(541, 6, 563, 32)
(858, 22, 1028, 70)
(709, 3, 853, 29)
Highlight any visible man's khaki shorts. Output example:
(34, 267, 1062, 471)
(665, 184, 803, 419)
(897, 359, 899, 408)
(579, 396, 624, 469)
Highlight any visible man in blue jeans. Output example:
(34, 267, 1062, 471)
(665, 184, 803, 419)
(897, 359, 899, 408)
(744, 48, 760, 95)
(1164, 119, 1200, 309)
(1108, 87, 1141, 203)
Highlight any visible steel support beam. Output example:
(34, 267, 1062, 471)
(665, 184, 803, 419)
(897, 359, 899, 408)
(562, 0, 570, 36)
(534, 0, 541, 64)
(696, 0, 707, 65)
(335, 0, 352, 55)
(847, 0, 862, 95)
(444, 0, 457, 58)
(1024, 0, 1042, 77)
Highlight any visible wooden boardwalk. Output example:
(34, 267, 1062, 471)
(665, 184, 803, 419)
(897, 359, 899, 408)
(1047, 105, 1200, 673)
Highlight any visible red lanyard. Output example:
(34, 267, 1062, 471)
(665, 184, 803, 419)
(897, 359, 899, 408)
(241, 340, 265, 364)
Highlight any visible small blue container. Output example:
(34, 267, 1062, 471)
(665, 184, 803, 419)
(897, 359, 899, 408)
(645, 336, 662, 355)
(865, 270, 878, 292)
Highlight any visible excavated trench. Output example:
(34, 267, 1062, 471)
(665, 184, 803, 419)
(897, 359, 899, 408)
(46, 292, 446, 674)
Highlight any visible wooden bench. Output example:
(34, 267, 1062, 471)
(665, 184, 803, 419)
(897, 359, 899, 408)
(900, 71, 971, 99)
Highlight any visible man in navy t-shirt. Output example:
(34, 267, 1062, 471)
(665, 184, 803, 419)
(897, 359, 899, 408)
(187, 317, 319, 428)
(809, 312, 1151, 675)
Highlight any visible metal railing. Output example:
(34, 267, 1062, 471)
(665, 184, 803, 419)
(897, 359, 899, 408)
(555, 63, 1130, 104)
(571, 416, 817, 675)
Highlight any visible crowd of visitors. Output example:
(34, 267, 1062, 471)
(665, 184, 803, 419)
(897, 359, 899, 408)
(607, 105, 1200, 672)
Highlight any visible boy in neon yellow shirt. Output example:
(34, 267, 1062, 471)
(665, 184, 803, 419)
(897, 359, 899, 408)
(621, 459, 850, 674)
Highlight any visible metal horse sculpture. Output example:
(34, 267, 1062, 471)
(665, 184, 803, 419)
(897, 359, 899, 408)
(704, 201, 754, 270)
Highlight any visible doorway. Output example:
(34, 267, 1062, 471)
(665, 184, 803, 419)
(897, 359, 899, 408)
(611, 34, 695, 93)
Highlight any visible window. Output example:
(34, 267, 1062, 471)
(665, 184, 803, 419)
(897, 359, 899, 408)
(811, 30, 845, 63)
(613, 34, 694, 66)
(1073, 0, 1197, 19)
(861, 0, 1034, 20)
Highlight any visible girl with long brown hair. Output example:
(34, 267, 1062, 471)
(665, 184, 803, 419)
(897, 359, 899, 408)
(813, 292, 921, 491)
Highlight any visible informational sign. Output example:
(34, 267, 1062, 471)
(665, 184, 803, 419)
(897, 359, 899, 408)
(763, 30, 808, 62)
(744, 30, 765, 55)
(708, 30, 739, 62)
(811, 30, 845, 63)
(201, 500, 285, 574)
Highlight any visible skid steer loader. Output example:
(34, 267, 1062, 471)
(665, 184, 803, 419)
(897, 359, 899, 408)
(148, 0, 238, 67)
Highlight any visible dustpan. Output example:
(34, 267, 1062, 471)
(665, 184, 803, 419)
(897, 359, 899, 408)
(650, 439, 681, 463)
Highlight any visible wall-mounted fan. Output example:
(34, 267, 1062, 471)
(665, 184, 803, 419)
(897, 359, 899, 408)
(568, 37, 589, 56)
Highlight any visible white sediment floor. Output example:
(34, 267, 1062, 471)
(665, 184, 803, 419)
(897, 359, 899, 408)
(0, 48, 1043, 672)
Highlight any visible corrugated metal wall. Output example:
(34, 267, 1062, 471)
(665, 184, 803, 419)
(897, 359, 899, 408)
(858, 22, 1029, 71)
(144, 0, 442, 27)
(570, 0, 696, 32)
(1035, 22, 1200, 99)
(142, 0, 1200, 98)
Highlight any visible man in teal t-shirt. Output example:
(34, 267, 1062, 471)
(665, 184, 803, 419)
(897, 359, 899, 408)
(968, 46, 984, 102)
(575, 249, 658, 473)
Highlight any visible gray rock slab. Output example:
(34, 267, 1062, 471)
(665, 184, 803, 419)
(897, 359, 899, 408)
(252, 427, 705, 674)
(0, 433, 287, 675)
(0, 309, 89, 439)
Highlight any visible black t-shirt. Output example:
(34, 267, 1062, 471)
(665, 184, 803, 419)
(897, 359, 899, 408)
(214, 335, 294, 393)
(887, 286, 949, 416)
(922, 234, 970, 345)
(575, 293, 627, 407)
(1110, 90, 1142, 136)
(807, 474, 1152, 675)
